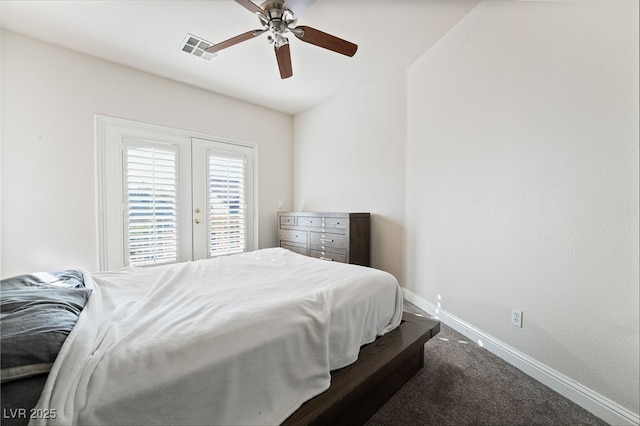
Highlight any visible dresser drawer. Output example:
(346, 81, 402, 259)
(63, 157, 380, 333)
(279, 215, 296, 227)
(279, 229, 307, 244)
(297, 216, 322, 228)
(281, 243, 307, 256)
(323, 217, 347, 230)
(309, 232, 347, 251)
(309, 249, 347, 263)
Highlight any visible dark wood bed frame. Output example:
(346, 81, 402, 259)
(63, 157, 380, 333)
(283, 312, 440, 425)
(1, 312, 439, 426)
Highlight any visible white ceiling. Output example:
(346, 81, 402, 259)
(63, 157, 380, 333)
(0, 0, 479, 115)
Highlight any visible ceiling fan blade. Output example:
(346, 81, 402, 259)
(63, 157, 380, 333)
(283, 0, 316, 19)
(292, 26, 358, 57)
(275, 43, 293, 79)
(205, 30, 266, 54)
(235, 0, 266, 16)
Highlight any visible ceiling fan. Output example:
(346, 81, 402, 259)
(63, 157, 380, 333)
(205, 0, 358, 79)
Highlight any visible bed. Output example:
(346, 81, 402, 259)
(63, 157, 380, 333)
(1, 248, 439, 425)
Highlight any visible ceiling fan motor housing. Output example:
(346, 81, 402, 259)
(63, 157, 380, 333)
(261, 0, 296, 47)
(262, 0, 286, 20)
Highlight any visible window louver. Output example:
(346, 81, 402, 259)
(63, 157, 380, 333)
(208, 153, 246, 257)
(125, 144, 178, 266)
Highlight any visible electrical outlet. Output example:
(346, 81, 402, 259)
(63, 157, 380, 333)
(511, 309, 523, 328)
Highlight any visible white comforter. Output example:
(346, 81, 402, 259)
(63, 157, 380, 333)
(31, 248, 402, 425)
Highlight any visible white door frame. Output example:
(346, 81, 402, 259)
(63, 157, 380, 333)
(95, 115, 258, 271)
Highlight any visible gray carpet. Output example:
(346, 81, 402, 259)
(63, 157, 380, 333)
(366, 302, 608, 426)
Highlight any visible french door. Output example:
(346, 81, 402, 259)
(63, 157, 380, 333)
(191, 138, 255, 260)
(97, 116, 256, 271)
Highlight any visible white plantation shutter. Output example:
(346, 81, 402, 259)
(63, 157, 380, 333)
(124, 142, 179, 266)
(191, 138, 255, 260)
(207, 152, 247, 256)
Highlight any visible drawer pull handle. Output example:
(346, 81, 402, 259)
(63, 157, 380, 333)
(320, 238, 334, 243)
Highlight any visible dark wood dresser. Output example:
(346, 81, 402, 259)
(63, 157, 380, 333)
(277, 212, 370, 266)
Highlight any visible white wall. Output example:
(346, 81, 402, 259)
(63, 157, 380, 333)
(405, 0, 639, 419)
(1, 30, 293, 277)
(293, 0, 639, 422)
(293, 74, 407, 282)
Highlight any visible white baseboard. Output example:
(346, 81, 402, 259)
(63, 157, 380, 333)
(402, 288, 640, 426)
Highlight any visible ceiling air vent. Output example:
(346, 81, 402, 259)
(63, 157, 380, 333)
(180, 33, 216, 61)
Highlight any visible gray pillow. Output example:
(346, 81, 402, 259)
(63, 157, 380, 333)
(1, 271, 92, 383)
